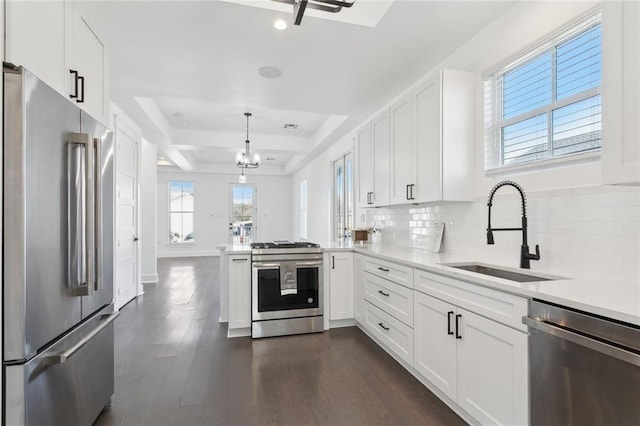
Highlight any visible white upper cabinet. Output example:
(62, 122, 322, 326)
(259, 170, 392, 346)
(71, 1, 108, 123)
(371, 110, 390, 207)
(357, 110, 390, 208)
(356, 123, 374, 208)
(4, 0, 67, 92)
(390, 96, 414, 204)
(388, 69, 475, 206)
(602, 1, 640, 185)
(4, 0, 109, 124)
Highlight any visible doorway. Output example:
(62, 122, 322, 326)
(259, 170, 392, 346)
(229, 184, 257, 244)
(333, 153, 354, 241)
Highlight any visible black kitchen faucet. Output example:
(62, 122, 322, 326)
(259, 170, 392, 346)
(486, 181, 540, 269)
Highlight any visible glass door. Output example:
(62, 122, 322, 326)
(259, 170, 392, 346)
(333, 153, 353, 241)
(229, 184, 256, 244)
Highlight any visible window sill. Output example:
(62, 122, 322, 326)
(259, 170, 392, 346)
(485, 151, 601, 176)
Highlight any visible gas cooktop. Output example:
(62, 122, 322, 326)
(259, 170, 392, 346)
(250, 241, 321, 250)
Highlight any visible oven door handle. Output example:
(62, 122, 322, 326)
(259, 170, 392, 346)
(252, 263, 281, 268)
(295, 261, 324, 267)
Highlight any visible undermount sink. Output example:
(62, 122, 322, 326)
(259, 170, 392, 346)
(443, 262, 560, 283)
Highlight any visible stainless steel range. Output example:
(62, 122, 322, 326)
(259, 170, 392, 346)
(251, 241, 324, 338)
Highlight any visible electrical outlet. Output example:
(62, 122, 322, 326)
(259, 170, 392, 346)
(447, 221, 455, 235)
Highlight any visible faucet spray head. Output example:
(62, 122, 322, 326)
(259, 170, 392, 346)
(487, 229, 495, 245)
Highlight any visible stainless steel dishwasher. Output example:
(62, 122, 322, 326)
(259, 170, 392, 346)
(523, 300, 640, 426)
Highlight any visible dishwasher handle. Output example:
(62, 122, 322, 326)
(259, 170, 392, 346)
(523, 316, 640, 367)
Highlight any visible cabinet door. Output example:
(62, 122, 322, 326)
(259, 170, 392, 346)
(371, 110, 390, 207)
(356, 124, 373, 208)
(353, 255, 366, 324)
(456, 309, 528, 426)
(389, 96, 413, 205)
(413, 292, 457, 401)
(329, 252, 354, 320)
(72, 6, 107, 123)
(5, 0, 67, 94)
(602, 1, 640, 184)
(228, 255, 251, 329)
(413, 75, 442, 203)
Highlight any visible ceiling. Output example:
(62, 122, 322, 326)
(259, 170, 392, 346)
(82, 0, 516, 174)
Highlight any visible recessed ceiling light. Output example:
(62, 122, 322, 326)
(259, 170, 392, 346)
(266, 157, 277, 161)
(258, 66, 282, 79)
(274, 19, 287, 30)
(284, 123, 298, 129)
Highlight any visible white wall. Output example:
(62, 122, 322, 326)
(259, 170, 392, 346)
(295, 1, 611, 243)
(158, 170, 293, 257)
(140, 139, 158, 282)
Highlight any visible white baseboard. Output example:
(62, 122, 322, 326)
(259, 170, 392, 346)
(157, 251, 220, 258)
(227, 327, 251, 338)
(330, 318, 357, 328)
(141, 273, 158, 283)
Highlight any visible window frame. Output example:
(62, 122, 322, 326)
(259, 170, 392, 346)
(168, 180, 195, 244)
(299, 178, 308, 240)
(484, 10, 602, 174)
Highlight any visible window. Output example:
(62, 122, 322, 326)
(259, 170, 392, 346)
(485, 13, 602, 170)
(333, 153, 353, 241)
(169, 181, 194, 243)
(299, 179, 308, 239)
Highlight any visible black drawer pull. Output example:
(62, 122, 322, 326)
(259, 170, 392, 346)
(77, 75, 85, 103)
(378, 290, 390, 297)
(378, 322, 389, 331)
(378, 267, 390, 272)
(447, 311, 454, 335)
(69, 69, 79, 99)
(455, 314, 462, 339)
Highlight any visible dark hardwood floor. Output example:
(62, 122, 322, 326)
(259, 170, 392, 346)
(94, 257, 466, 426)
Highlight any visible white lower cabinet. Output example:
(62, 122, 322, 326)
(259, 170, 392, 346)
(414, 291, 528, 426)
(363, 300, 413, 365)
(329, 252, 354, 320)
(228, 254, 251, 331)
(354, 254, 366, 324)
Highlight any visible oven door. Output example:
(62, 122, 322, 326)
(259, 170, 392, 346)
(252, 259, 323, 321)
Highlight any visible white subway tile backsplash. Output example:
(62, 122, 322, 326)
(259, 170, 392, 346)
(366, 186, 640, 281)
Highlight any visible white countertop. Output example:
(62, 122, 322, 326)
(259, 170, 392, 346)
(325, 242, 640, 326)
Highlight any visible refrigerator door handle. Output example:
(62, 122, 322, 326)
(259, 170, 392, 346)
(68, 133, 95, 296)
(94, 137, 102, 292)
(44, 311, 119, 365)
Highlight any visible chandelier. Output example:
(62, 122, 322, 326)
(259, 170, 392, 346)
(236, 112, 260, 169)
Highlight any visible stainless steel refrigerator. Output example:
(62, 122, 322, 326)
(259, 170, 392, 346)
(3, 64, 118, 425)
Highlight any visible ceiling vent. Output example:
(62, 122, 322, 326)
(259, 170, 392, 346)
(284, 123, 298, 130)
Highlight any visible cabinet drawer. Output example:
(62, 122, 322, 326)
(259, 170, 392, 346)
(415, 269, 528, 332)
(363, 300, 413, 365)
(364, 257, 413, 288)
(364, 272, 413, 326)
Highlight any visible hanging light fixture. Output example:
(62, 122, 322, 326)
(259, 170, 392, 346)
(271, 0, 355, 26)
(236, 112, 260, 169)
(238, 168, 247, 184)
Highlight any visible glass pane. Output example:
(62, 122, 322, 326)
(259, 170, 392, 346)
(181, 183, 194, 212)
(345, 156, 353, 238)
(230, 185, 254, 244)
(552, 95, 601, 156)
(556, 25, 601, 100)
(182, 213, 194, 242)
(170, 182, 182, 211)
(170, 213, 183, 243)
(502, 53, 552, 120)
(502, 114, 548, 165)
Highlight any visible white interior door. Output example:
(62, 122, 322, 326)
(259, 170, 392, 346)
(115, 125, 139, 309)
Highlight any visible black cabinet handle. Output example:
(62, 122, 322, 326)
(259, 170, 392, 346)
(378, 290, 390, 297)
(406, 184, 410, 200)
(455, 314, 462, 339)
(69, 69, 79, 99)
(410, 184, 415, 200)
(378, 267, 390, 272)
(332, 255, 335, 269)
(378, 322, 389, 331)
(447, 311, 454, 335)
(77, 75, 85, 103)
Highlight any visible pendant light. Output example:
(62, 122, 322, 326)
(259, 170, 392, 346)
(238, 168, 247, 184)
(235, 112, 260, 169)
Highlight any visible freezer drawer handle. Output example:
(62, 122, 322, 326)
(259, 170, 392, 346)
(523, 316, 640, 367)
(44, 312, 119, 365)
